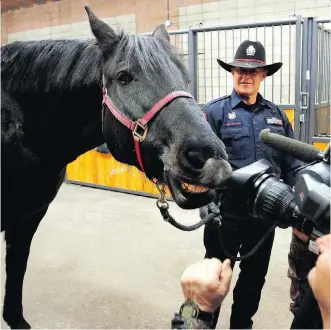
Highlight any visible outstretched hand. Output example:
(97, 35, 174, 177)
(181, 258, 233, 313)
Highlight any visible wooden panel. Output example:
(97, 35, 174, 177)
(314, 104, 331, 135)
(280, 109, 330, 151)
(66, 150, 171, 197)
(284, 109, 295, 128)
(313, 141, 329, 151)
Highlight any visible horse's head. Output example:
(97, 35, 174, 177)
(86, 7, 232, 209)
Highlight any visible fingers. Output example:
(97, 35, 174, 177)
(205, 258, 223, 273)
(221, 259, 231, 271)
(316, 234, 330, 253)
(219, 259, 232, 293)
(308, 266, 316, 289)
(181, 264, 196, 300)
(293, 228, 309, 242)
(199, 207, 207, 219)
(209, 202, 220, 214)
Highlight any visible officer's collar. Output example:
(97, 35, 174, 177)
(230, 89, 269, 109)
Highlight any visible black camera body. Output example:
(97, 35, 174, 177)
(219, 144, 330, 237)
(214, 141, 330, 329)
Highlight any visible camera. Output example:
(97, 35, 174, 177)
(219, 143, 330, 239)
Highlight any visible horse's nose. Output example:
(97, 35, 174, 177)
(185, 144, 216, 169)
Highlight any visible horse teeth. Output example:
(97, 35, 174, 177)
(181, 183, 209, 193)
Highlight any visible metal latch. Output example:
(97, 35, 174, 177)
(300, 92, 309, 110)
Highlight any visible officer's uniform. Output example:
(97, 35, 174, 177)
(203, 88, 301, 329)
(204, 89, 299, 179)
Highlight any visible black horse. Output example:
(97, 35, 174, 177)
(1, 7, 231, 329)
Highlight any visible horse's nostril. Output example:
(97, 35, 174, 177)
(186, 148, 210, 169)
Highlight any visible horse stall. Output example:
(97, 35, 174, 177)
(66, 18, 330, 197)
(1, 0, 330, 329)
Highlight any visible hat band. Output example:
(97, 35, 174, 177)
(235, 58, 266, 64)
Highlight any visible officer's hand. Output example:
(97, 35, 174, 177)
(199, 201, 220, 219)
(181, 258, 232, 313)
(292, 228, 309, 242)
(308, 234, 330, 328)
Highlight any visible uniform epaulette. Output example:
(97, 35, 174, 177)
(204, 95, 230, 108)
(263, 99, 273, 106)
(264, 99, 285, 113)
(264, 98, 280, 110)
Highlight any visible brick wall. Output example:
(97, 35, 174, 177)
(2, 0, 329, 44)
(2, 0, 329, 43)
(1, 0, 330, 105)
(1, 0, 216, 43)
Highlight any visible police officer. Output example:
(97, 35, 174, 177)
(202, 40, 301, 329)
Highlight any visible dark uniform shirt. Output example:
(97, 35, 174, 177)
(203, 89, 301, 186)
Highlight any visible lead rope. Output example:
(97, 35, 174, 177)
(154, 181, 219, 231)
(154, 181, 277, 261)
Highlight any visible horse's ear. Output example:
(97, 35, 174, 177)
(85, 6, 119, 53)
(152, 24, 170, 43)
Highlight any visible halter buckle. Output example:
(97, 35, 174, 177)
(133, 121, 148, 142)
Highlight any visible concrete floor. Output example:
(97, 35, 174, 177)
(1, 183, 294, 329)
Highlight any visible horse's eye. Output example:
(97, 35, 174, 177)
(117, 72, 134, 85)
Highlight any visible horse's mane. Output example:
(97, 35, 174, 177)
(1, 31, 188, 94)
(1, 38, 102, 93)
(117, 33, 189, 81)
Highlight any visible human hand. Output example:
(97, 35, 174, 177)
(180, 258, 232, 313)
(308, 234, 330, 329)
(199, 201, 220, 220)
(315, 234, 330, 254)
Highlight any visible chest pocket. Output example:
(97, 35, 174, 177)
(265, 115, 286, 136)
(221, 126, 251, 160)
(267, 125, 285, 136)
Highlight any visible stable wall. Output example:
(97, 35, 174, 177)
(2, 0, 329, 197)
(2, 0, 330, 108)
(2, 0, 330, 43)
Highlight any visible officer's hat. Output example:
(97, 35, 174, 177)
(217, 40, 282, 76)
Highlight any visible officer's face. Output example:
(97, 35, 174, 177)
(232, 67, 267, 97)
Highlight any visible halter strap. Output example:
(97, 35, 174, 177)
(102, 87, 194, 172)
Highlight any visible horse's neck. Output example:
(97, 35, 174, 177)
(20, 85, 104, 168)
(2, 40, 105, 170)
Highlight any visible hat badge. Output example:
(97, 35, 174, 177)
(246, 45, 256, 56)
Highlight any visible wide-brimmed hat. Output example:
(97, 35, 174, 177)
(217, 40, 283, 76)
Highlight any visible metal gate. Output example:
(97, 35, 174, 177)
(165, 16, 330, 145)
(304, 18, 331, 145)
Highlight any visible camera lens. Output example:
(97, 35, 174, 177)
(252, 174, 295, 225)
